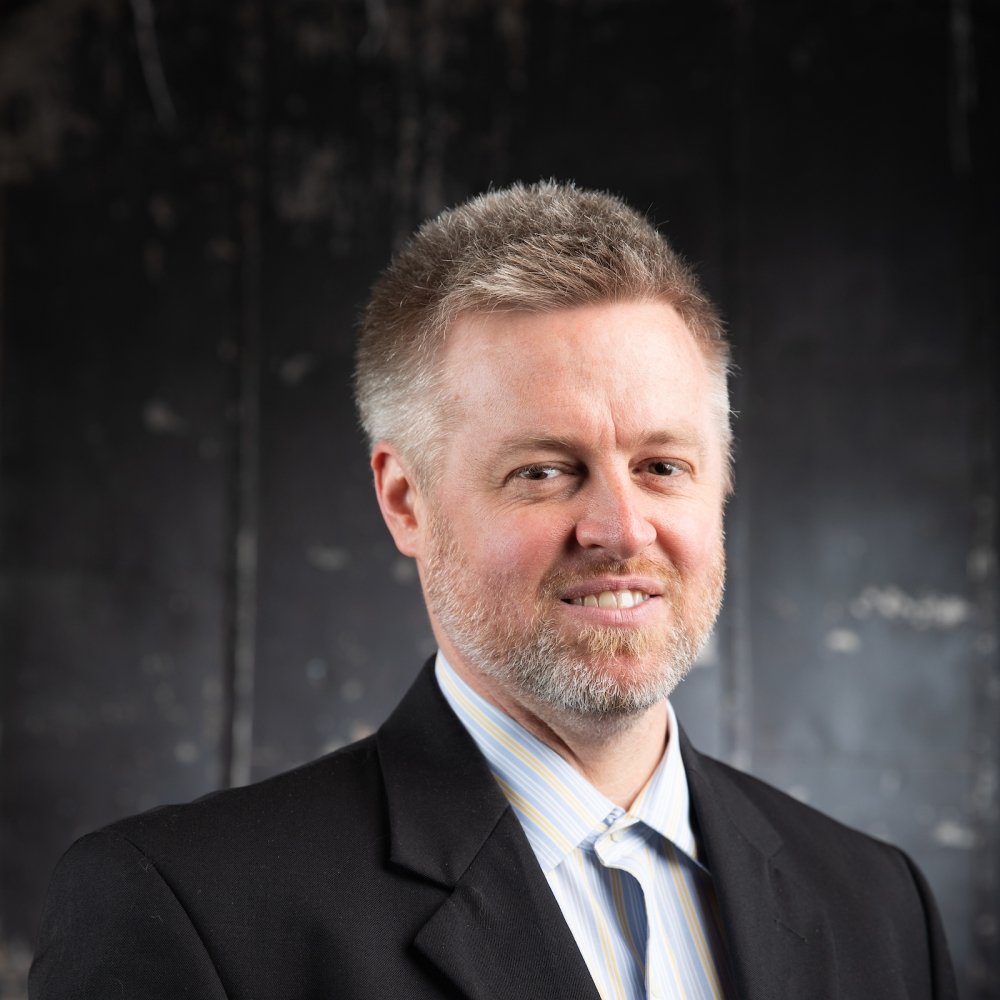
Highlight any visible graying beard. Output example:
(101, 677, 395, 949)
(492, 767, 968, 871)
(422, 508, 721, 722)
(438, 593, 700, 719)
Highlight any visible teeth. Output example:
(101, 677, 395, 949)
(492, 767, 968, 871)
(570, 590, 651, 609)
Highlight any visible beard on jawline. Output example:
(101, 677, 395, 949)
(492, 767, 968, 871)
(422, 510, 725, 719)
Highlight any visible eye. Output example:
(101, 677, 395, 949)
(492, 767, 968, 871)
(515, 464, 562, 481)
(644, 459, 690, 478)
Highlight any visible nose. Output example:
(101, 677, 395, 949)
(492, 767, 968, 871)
(574, 474, 657, 558)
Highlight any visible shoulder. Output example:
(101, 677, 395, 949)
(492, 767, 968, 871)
(35, 734, 389, 918)
(31, 737, 406, 998)
(33, 736, 391, 987)
(47, 661, 452, 899)
(102, 734, 383, 863)
(683, 744, 958, 997)
(687, 745, 929, 901)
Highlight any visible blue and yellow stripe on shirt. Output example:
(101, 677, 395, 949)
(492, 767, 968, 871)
(435, 652, 734, 1000)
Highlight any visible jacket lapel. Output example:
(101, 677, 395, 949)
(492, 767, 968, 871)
(377, 661, 600, 1000)
(681, 735, 839, 1000)
(377, 663, 839, 1000)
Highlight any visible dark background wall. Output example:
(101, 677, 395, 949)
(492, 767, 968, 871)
(0, 1, 997, 996)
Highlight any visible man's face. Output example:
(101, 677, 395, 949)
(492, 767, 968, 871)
(411, 300, 728, 721)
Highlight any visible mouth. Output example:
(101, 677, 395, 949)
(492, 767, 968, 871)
(563, 589, 653, 610)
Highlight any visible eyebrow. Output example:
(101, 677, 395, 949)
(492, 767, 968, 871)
(492, 429, 708, 459)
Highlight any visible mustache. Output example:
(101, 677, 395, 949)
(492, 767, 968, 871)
(539, 557, 682, 597)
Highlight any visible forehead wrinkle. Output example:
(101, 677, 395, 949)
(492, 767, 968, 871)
(608, 411, 711, 464)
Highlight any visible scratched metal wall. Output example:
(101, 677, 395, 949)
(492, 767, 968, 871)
(0, 1, 997, 997)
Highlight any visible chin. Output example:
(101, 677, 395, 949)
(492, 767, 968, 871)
(509, 649, 691, 721)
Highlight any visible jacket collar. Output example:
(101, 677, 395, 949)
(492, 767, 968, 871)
(376, 659, 601, 1000)
(377, 657, 509, 887)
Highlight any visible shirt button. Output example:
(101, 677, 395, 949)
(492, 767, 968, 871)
(610, 828, 627, 842)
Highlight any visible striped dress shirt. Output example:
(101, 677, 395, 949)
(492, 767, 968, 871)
(435, 653, 735, 1000)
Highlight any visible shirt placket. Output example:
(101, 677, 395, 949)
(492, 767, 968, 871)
(595, 815, 668, 1000)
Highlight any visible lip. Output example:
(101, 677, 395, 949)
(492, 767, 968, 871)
(557, 593, 663, 626)
(557, 577, 664, 602)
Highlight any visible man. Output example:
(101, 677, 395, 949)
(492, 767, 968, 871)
(31, 182, 956, 999)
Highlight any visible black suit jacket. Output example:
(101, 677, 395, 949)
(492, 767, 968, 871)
(30, 661, 957, 999)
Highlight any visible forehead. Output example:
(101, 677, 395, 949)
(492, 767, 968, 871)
(438, 301, 720, 448)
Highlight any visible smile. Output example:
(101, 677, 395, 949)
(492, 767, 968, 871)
(565, 590, 652, 610)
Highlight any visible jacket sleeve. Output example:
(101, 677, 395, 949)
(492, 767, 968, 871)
(29, 830, 229, 1000)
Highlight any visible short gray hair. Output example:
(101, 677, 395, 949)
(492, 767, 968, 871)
(355, 180, 732, 482)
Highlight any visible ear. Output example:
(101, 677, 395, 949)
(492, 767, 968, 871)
(371, 443, 425, 558)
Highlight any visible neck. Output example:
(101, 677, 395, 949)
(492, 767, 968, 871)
(446, 654, 669, 810)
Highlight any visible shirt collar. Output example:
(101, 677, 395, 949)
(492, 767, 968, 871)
(434, 652, 700, 871)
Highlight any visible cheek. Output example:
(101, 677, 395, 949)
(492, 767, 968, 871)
(471, 511, 573, 575)
(659, 510, 725, 572)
